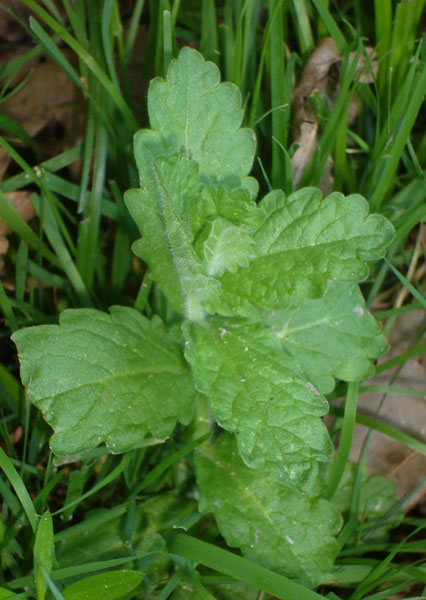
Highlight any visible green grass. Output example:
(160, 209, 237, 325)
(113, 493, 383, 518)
(0, 1, 425, 598)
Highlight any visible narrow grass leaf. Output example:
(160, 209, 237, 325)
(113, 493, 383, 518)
(170, 534, 328, 600)
(34, 512, 54, 600)
(28, 17, 86, 93)
(0, 446, 38, 532)
(383, 257, 426, 309)
(329, 406, 426, 456)
(21, 0, 138, 131)
(311, 0, 346, 51)
(324, 383, 359, 500)
(370, 49, 426, 210)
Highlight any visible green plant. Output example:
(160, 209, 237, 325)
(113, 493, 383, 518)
(10, 47, 400, 590)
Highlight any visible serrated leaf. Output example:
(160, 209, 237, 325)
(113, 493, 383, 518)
(269, 281, 389, 394)
(62, 570, 142, 600)
(213, 188, 395, 317)
(147, 46, 257, 190)
(195, 434, 342, 586)
(12, 307, 195, 455)
(195, 217, 255, 276)
(184, 318, 332, 490)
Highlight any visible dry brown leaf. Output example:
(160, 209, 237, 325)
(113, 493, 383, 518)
(0, 149, 11, 181)
(349, 310, 426, 512)
(291, 38, 377, 191)
(0, 190, 35, 272)
(1, 49, 85, 158)
(0, 1, 31, 43)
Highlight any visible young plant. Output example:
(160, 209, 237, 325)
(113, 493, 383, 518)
(12, 47, 396, 587)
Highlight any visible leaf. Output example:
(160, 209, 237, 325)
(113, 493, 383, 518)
(126, 149, 220, 320)
(269, 281, 389, 394)
(184, 318, 333, 491)
(12, 307, 195, 455)
(62, 570, 143, 600)
(214, 188, 395, 317)
(195, 217, 255, 277)
(330, 463, 403, 541)
(147, 46, 257, 191)
(33, 511, 54, 600)
(195, 434, 342, 586)
(0, 589, 17, 599)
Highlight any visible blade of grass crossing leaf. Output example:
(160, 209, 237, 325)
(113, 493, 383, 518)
(370, 49, 426, 210)
(129, 433, 210, 500)
(292, 0, 314, 56)
(0, 188, 59, 268)
(134, 271, 153, 313)
(102, 0, 121, 90)
(383, 257, 426, 309)
(0, 43, 43, 80)
(267, 0, 287, 189)
(76, 124, 107, 289)
(0, 280, 18, 332)
(52, 453, 132, 517)
(360, 385, 426, 397)
(21, 0, 138, 131)
(41, 569, 65, 600)
(163, 10, 173, 74)
(324, 383, 359, 500)
(124, 0, 146, 61)
(349, 526, 425, 600)
(0, 114, 41, 161)
(374, 0, 392, 97)
(77, 105, 95, 214)
(7, 555, 142, 591)
(62, 0, 89, 47)
(376, 342, 426, 375)
(0, 136, 81, 259)
(240, 0, 260, 92)
(230, 3, 243, 87)
(192, 570, 217, 600)
(54, 505, 126, 543)
(62, 470, 84, 521)
(248, 0, 283, 128)
(389, 0, 419, 93)
(30, 194, 92, 305)
(170, 534, 327, 600)
(328, 406, 426, 456)
(15, 242, 28, 302)
(311, 44, 362, 186)
(0, 447, 38, 532)
(28, 17, 86, 93)
(200, 0, 219, 62)
(372, 42, 420, 168)
(156, 571, 183, 600)
(311, 0, 346, 51)
(34, 512, 54, 600)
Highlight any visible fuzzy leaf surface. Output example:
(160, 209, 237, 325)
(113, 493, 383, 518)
(126, 150, 219, 320)
(269, 281, 389, 394)
(12, 307, 195, 455)
(195, 435, 342, 586)
(214, 188, 395, 317)
(184, 319, 332, 490)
